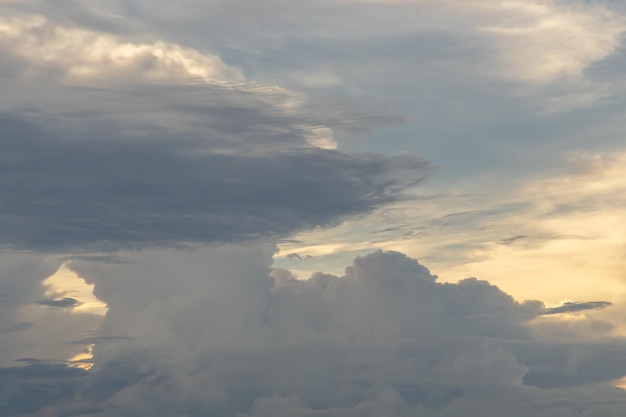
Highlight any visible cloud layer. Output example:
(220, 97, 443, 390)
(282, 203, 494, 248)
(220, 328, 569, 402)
(1, 112, 424, 252)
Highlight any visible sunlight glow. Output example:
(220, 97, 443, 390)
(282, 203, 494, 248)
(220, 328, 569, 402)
(68, 344, 95, 371)
(42, 262, 108, 316)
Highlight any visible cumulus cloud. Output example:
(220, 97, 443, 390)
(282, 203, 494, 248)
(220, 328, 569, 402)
(2, 249, 623, 416)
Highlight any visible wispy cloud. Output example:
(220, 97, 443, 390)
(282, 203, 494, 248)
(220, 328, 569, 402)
(543, 301, 613, 315)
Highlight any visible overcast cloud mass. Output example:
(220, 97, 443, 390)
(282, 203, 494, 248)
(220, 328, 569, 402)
(3, 1, 626, 416)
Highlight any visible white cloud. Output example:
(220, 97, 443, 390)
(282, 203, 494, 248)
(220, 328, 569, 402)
(475, 1, 626, 83)
(0, 13, 243, 86)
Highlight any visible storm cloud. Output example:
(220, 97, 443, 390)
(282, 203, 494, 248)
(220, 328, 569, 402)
(0, 12, 428, 254)
(0, 111, 425, 252)
(0, 362, 87, 416)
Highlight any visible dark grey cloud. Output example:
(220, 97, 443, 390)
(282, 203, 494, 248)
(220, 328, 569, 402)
(0, 362, 87, 416)
(0, 254, 64, 362)
(543, 301, 613, 315)
(286, 253, 314, 261)
(65, 255, 131, 265)
(498, 235, 528, 245)
(67, 336, 131, 345)
(0, 10, 428, 255)
(0, 322, 35, 334)
(521, 341, 626, 388)
(0, 93, 427, 253)
(0, 252, 105, 368)
(37, 297, 83, 308)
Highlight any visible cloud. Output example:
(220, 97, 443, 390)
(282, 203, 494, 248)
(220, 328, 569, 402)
(543, 301, 613, 316)
(8, 0, 624, 96)
(93, 0, 625, 84)
(36, 297, 83, 308)
(0, 253, 106, 368)
(0, 254, 62, 340)
(0, 322, 35, 334)
(0, 13, 243, 85)
(0, 13, 429, 253)
(0, 14, 428, 412)
(0, 112, 425, 252)
(498, 235, 528, 245)
(0, 248, 618, 416)
(0, 362, 87, 416)
(473, 0, 626, 82)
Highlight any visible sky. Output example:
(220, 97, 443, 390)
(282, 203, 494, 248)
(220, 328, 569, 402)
(3, 0, 626, 416)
